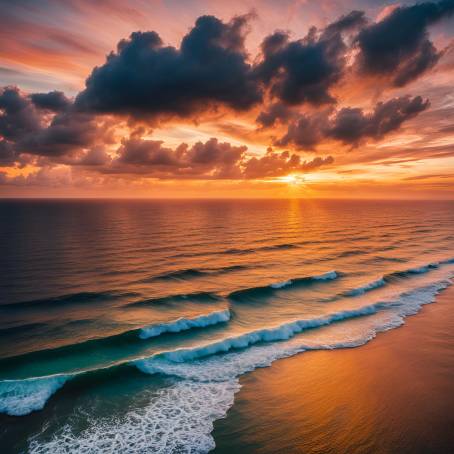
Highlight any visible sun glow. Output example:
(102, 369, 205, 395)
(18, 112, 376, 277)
(277, 174, 305, 185)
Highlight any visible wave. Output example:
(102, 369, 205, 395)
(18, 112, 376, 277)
(1, 276, 452, 419)
(135, 302, 387, 367)
(0, 322, 48, 337)
(222, 243, 297, 255)
(343, 278, 386, 296)
(229, 270, 339, 301)
(169, 242, 298, 259)
(143, 265, 248, 282)
(0, 290, 140, 310)
(0, 310, 230, 366)
(337, 249, 367, 258)
(362, 256, 407, 264)
(333, 261, 442, 300)
(127, 291, 221, 307)
(0, 375, 70, 416)
(383, 263, 439, 281)
(135, 277, 452, 383)
(139, 310, 231, 339)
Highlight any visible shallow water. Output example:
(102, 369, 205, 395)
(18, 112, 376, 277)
(0, 199, 453, 453)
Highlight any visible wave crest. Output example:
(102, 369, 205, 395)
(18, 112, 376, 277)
(139, 309, 231, 339)
(0, 375, 69, 416)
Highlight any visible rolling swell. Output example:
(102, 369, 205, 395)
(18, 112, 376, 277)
(383, 263, 439, 281)
(0, 291, 140, 310)
(0, 303, 380, 417)
(342, 278, 386, 297)
(127, 291, 221, 307)
(135, 276, 453, 380)
(135, 302, 387, 367)
(329, 261, 445, 301)
(142, 265, 248, 282)
(229, 270, 339, 301)
(0, 309, 231, 367)
(222, 243, 298, 255)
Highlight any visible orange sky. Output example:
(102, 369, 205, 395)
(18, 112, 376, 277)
(0, 0, 453, 199)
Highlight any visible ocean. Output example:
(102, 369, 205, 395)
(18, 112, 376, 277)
(0, 199, 453, 453)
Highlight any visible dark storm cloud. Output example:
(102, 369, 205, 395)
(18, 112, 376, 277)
(16, 111, 99, 157)
(356, 0, 454, 86)
(329, 96, 430, 144)
(30, 91, 71, 112)
(75, 15, 261, 117)
(256, 102, 295, 128)
(254, 11, 366, 106)
(0, 86, 41, 141)
(276, 112, 329, 149)
(0, 140, 17, 166)
(0, 86, 103, 162)
(278, 96, 430, 148)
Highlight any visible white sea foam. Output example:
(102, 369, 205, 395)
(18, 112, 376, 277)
(139, 309, 231, 339)
(28, 380, 240, 454)
(0, 375, 69, 416)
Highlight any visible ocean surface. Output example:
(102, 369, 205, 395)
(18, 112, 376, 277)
(0, 199, 453, 453)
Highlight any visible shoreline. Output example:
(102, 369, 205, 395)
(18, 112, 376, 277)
(213, 284, 454, 454)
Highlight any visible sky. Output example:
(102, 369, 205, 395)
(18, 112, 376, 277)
(0, 0, 454, 199)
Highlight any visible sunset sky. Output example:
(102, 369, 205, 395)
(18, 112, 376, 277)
(1, 0, 453, 198)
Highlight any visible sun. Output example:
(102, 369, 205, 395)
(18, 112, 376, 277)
(277, 174, 304, 185)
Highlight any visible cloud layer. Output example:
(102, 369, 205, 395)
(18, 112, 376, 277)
(1, 0, 453, 193)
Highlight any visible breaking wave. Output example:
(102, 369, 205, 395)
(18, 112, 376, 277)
(229, 270, 339, 300)
(139, 309, 231, 339)
(0, 375, 70, 416)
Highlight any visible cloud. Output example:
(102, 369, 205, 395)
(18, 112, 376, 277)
(16, 110, 99, 157)
(0, 140, 17, 166)
(276, 111, 329, 149)
(112, 137, 246, 178)
(356, 0, 454, 86)
(242, 149, 333, 178)
(278, 96, 430, 148)
(110, 136, 333, 179)
(254, 11, 366, 106)
(256, 102, 295, 128)
(329, 96, 430, 144)
(30, 91, 72, 112)
(0, 86, 112, 162)
(0, 86, 41, 141)
(76, 15, 261, 118)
